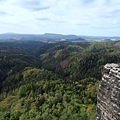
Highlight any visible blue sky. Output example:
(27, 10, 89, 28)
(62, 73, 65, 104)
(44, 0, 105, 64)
(0, 0, 120, 36)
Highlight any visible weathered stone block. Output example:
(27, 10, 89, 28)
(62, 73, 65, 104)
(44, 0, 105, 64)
(96, 63, 120, 120)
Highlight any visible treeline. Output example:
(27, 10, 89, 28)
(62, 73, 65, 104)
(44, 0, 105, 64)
(0, 68, 98, 120)
(0, 40, 120, 120)
(39, 41, 120, 80)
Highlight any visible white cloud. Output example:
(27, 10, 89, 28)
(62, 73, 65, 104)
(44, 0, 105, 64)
(0, 0, 120, 35)
(15, 0, 50, 11)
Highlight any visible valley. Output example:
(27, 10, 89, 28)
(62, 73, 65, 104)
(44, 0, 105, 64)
(0, 39, 120, 120)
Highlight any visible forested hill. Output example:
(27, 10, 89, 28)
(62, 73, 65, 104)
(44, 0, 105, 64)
(0, 40, 120, 120)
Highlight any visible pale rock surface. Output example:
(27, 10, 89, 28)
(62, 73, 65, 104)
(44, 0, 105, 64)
(96, 63, 120, 120)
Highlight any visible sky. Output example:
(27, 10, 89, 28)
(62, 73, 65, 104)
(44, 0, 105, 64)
(0, 0, 120, 36)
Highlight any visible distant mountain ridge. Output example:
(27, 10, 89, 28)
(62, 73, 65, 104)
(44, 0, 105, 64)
(0, 33, 120, 42)
(0, 33, 81, 41)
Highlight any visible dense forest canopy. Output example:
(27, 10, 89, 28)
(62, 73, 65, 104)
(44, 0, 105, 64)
(0, 40, 120, 120)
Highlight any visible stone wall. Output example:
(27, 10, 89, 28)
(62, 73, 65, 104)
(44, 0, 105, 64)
(96, 63, 120, 120)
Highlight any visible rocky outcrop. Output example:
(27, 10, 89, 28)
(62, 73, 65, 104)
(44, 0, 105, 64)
(96, 63, 120, 120)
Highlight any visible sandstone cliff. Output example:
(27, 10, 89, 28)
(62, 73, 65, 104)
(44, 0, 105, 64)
(96, 63, 120, 120)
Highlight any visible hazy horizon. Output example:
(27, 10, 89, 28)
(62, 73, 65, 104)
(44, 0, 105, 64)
(0, 0, 120, 36)
(0, 32, 120, 38)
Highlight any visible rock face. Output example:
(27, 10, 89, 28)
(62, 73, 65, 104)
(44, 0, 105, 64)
(96, 63, 120, 120)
